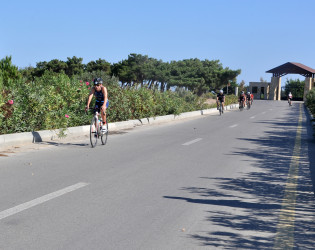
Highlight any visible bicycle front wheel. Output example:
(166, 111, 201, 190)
(90, 117, 98, 148)
(101, 123, 108, 145)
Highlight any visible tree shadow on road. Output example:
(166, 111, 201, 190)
(164, 104, 315, 249)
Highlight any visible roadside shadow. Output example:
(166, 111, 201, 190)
(31, 130, 129, 148)
(164, 104, 315, 249)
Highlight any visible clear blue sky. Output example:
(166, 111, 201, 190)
(1, 0, 314, 86)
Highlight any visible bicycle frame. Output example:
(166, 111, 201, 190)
(88, 108, 108, 148)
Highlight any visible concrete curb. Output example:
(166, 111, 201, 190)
(0, 104, 239, 148)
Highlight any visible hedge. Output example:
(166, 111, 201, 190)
(0, 71, 220, 135)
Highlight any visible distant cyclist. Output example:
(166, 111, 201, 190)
(239, 91, 246, 109)
(85, 78, 109, 133)
(288, 92, 293, 106)
(216, 90, 225, 113)
(246, 92, 252, 105)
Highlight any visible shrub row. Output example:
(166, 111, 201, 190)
(2, 71, 237, 135)
(306, 88, 315, 116)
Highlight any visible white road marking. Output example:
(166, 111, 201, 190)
(0, 182, 89, 220)
(229, 124, 238, 128)
(250, 116, 256, 119)
(182, 138, 202, 146)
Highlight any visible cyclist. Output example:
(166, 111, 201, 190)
(246, 92, 252, 105)
(85, 78, 109, 133)
(250, 92, 254, 104)
(216, 90, 225, 113)
(288, 92, 293, 106)
(239, 91, 246, 109)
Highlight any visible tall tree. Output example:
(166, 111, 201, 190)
(66, 56, 84, 76)
(0, 56, 20, 87)
(86, 58, 111, 75)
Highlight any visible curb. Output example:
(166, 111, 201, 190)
(0, 104, 239, 148)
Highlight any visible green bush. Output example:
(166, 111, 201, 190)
(306, 89, 315, 115)
(0, 71, 211, 135)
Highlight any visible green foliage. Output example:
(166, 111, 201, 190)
(0, 69, 210, 135)
(284, 79, 304, 99)
(0, 56, 21, 87)
(86, 58, 111, 74)
(1, 55, 241, 135)
(306, 88, 315, 115)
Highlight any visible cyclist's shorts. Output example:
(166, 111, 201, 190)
(94, 100, 109, 114)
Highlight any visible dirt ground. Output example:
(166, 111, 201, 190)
(205, 98, 217, 105)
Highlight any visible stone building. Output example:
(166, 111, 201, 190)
(249, 62, 315, 101)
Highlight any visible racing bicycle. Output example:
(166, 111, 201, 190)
(218, 101, 224, 115)
(246, 99, 251, 110)
(87, 108, 108, 148)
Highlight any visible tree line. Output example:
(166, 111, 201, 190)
(15, 53, 241, 96)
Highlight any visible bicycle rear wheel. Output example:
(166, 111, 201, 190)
(101, 123, 108, 145)
(247, 101, 250, 110)
(240, 102, 244, 111)
(90, 117, 98, 148)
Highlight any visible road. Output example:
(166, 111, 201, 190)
(0, 100, 315, 249)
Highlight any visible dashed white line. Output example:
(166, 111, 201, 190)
(182, 138, 202, 146)
(250, 116, 256, 119)
(229, 124, 238, 128)
(0, 182, 89, 220)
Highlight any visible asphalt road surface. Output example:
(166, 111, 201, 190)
(0, 100, 315, 249)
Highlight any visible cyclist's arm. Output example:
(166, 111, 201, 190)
(101, 87, 108, 110)
(86, 88, 95, 109)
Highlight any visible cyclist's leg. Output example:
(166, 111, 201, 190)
(101, 100, 109, 124)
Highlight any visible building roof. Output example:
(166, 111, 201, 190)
(266, 62, 315, 77)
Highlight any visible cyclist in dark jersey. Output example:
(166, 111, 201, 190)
(216, 90, 225, 113)
(246, 92, 251, 105)
(239, 91, 246, 108)
(86, 78, 108, 133)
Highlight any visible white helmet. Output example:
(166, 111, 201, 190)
(220, 89, 223, 93)
(247, 92, 250, 94)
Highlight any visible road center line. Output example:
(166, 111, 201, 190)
(274, 104, 302, 249)
(0, 182, 89, 220)
(250, 116, 256, 119)
(229, 124, 238, 128)
(182, 138, 202, 146)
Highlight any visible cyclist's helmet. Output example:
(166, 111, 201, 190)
(220, 89, 223, 94)
(247, 92, 250, 94)
(93, 78, 103, 85)
(241, 91, 244, 94)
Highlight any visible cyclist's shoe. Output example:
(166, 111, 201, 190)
(101, 126, 107, 134)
